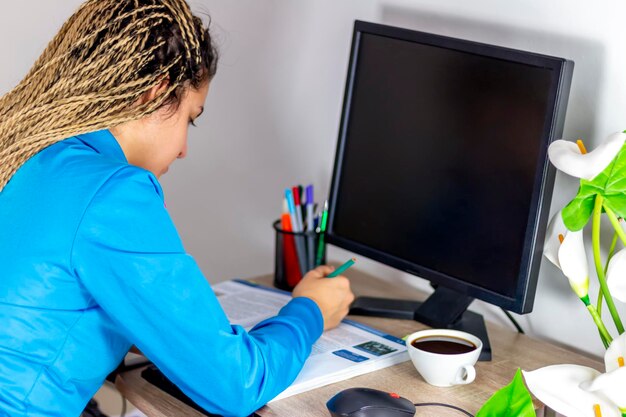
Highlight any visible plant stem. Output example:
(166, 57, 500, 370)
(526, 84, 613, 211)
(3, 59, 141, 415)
(599, 232, 619, 316)
(597, 201, 625, 334)
(605, 204, 626, 246)
(582, 296, 612, 348)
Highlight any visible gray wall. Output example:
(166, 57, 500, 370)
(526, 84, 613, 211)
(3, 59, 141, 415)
(2, 0, 625, 358)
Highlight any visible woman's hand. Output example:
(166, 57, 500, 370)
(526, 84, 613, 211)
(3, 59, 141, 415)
(292, 265, 355, 330)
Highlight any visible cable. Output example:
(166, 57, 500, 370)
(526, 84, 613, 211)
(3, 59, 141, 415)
(104, 360, 147, 417)
(414, 402, 475, 417)
(501, 308, 525, 334)
(119, 390, 127, 417)
(80, 399, 109, 417)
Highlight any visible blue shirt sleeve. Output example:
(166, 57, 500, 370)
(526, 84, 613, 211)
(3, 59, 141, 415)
(70, 167, 323, 417)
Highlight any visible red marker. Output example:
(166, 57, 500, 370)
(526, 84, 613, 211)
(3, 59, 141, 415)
(291, 186, 304, 233)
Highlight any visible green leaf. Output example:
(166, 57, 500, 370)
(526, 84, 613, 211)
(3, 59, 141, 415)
(561, 188, 595, 231)
(601, 143, 626, 219)
(603, 193, 626, 218)
(476, 369, 536, 417)
(561, 141, 626, 231)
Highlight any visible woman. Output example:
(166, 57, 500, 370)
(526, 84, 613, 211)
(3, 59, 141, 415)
(0, 1, 354, 416)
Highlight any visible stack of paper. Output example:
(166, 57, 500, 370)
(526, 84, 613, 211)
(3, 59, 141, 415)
(213, 280, 409, 401)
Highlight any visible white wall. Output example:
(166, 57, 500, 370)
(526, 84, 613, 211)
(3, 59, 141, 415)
(2, 0, 625, 359)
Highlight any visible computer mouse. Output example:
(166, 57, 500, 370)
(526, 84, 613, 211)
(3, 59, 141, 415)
(326, 387, 416, 417)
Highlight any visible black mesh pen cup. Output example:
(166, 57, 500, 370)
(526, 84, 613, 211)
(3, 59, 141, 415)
(273, 220, 326, 291)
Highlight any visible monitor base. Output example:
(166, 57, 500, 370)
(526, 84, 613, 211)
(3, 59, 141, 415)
(349, 295, 492, 361)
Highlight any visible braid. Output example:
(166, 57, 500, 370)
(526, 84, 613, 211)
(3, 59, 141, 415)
(0, 0, 218, 192)
(160, 0, 202, 68)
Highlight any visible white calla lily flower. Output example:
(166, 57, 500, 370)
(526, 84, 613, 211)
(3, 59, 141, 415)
(544, 212, 589, 298)
(548, 132, 626, 180)
(605, 333, 626, 373)
(582, 334, 626, 412)
(544, 212, 568, 268)
(524, 335, 626, 417)
(523, 365, 620, 417)
(559, 230, 590, 298)
(582, 367, 626, 411)
(606, 249, 626, 303)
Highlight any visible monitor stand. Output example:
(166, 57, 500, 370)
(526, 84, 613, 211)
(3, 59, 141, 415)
(349, 285, 492, 361)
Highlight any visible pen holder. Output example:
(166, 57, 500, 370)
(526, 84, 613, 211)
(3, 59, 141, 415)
(273, 220, 326, 291)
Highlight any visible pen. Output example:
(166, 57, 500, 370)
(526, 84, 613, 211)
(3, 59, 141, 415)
(281, 199, 292, 233)
(305, 185, 314, 232)
(326, 258, 356, 278)
(292, 186, 304, 233)
(285, 189, 298, 231)
(305, 185, 315, 270)
(315, 200, 329, 266)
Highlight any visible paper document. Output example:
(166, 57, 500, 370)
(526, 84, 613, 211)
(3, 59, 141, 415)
(213, 280, 409, 401)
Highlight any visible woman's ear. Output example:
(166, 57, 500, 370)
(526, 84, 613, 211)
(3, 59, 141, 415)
(139, 78, 170, 104)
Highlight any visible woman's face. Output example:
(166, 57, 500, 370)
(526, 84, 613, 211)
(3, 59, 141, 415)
(113, 81, 210, 178)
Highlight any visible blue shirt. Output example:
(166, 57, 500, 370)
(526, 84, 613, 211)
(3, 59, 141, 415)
(0, 130, 323, 417)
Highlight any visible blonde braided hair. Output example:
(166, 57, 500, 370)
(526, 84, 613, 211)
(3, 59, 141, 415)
(0, 0, 217, 192)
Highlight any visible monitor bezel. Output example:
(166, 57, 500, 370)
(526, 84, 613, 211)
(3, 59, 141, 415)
(326, 20, 573, 314)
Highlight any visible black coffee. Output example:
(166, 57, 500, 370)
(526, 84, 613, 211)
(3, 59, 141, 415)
(411, 336, 476, 354)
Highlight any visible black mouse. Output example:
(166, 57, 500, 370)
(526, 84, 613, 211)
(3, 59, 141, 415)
(326, 387, 416, 417)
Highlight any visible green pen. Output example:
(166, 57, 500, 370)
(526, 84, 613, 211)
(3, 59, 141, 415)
(326, 258, 356, 278)
(315, 200, 329, 266)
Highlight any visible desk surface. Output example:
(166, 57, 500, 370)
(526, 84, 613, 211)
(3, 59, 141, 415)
(117, 270, 602, 417)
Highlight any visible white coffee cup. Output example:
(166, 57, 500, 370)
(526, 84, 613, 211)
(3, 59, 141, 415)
(406, 329, 482, 387)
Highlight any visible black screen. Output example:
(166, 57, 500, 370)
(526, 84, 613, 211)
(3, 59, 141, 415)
(332, 32, 556, 299)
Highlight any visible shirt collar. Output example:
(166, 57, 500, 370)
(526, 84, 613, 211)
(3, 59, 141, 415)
(75, 129, 128, 163)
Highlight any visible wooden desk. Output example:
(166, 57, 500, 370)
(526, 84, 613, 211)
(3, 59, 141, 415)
(117, 270, 602, 417)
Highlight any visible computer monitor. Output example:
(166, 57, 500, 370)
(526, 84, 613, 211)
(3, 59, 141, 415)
(327, 21, 574, 360)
